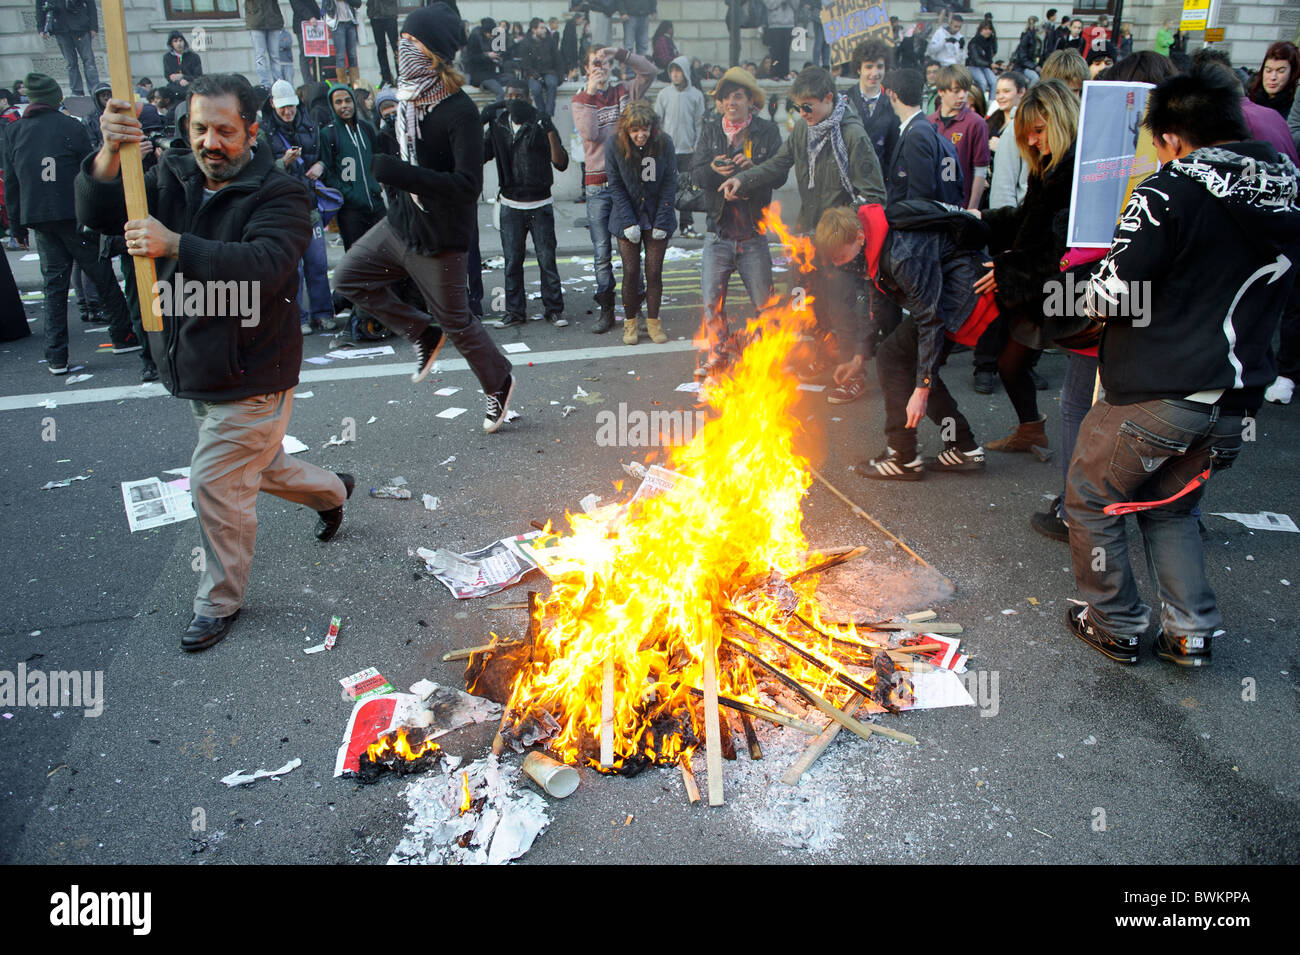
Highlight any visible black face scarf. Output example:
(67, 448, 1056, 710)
(505, 98, 538, 126)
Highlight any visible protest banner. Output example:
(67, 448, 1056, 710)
(821, 0, 890, 68)
(1067, 81, 1158, 248)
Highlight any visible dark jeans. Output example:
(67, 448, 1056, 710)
(500, 203, 563, 320)
(1277, 280, 1300, 381)
(617, 236, 667, 317)
(676, 153, 695, 232)
(371, 17, 399, 85)
(1059, 351, 1098, 493)
(114, 249, 155, 371)
(1067, 398, 1242, 640)
(811, 255, 865, 360)
(876, 314, 975, 459)
(336, 202, 386, 252)
(32, 221, 132, 365)
(296, 220, 332, 323)
(467, 226, 484, 317)
(767, 27, 793, 78)
(54, 31, 98, 96)
(529, 74, 559, 117)
(333, 218, 511, 394)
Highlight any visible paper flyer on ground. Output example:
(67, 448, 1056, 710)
(121, 477, 197, 532)
(417, 536, 540, 599)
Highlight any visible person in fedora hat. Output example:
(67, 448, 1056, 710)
(690, 66, 782, 376)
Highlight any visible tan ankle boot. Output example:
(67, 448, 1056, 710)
(986, 415, 1048, 453)
(623, 317, 638, 345)
(644, 317, 668, 344)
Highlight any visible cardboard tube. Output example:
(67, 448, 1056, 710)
(522, 752, 580, 798)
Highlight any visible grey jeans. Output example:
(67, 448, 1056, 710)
(333, 218, 511, 394)
(190, 390, 346, 616)
(1066, 398, 1243, 640)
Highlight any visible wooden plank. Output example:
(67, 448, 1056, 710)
(739, 712, 762, 760)
(600, 650, 615, 769)
(679, 754, 700, 804)
(781, 691, 864, 785)
(102, 0, 159, 332)
(702, 634, 724, 806)
(687, 688, 822, 735)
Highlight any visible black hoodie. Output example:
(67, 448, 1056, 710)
(1085, 142, 1300, 412)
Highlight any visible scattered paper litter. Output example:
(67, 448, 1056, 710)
(561, 405, 576, 417)
(388, 754, 550, 865)
(434, 387, 461, 397)
(40, 398, 56, 409)
(579, 493, 602, 513)
(502, 342, 530, 353)
(1001, 608, 1017, 615)
(220, 758, 302, 787)
(483, 256, 505, 269)
(366, 416, 377, 424)
(422, 494, 440, 511)
(282, 435, 308, 454)
(797, 383, 825, 393)
(326, 345, 395, 360)
(162, 467, 190, 477)
(413, 535, 540, 599)
(438, 456, 456, 466)
(675, 381, 701, 393)
(321, 433, 354, 448)
(1211, 512, 1299, 533)
(42, 475, 91, 490)
(573, 385, 588, 398)
(304, 356, 333, 365)
(407, 680, 503, 734)
(436, 407, 467, 420)
(121, 476, 196, 531)
(295, 391, 314, 398)
(505, 409, 521, 421)
(64, 374, 94, 385)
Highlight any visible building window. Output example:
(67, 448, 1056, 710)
(1069, 0, 1113, 15)
(165, 0, 240, 20)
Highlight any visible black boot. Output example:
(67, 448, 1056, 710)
(592, 291, 615, 334)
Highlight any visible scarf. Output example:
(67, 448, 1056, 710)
(395, 38, 453, 208)
(805, 94, 854, 199)
(722, 113, 751, 149)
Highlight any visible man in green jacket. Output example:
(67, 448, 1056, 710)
(318, 84, 385, 250)
(720, 66, 885, 402)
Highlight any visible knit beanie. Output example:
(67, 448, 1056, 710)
(401, 4, 467, 62)
(24, 72, 62, 108)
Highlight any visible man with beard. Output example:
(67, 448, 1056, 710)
(76, 73, 354, 652)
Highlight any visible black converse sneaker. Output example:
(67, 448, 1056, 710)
(483, 374, 515, 433)
(1153, 627, 1218, 668)
(928, 443, 986, 473)
(411, 326, 446, 383)
(1067, 603, 1139, 664)
(859, 447, 924, 481)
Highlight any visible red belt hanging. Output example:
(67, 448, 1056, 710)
(1102, 467, 1212, 516)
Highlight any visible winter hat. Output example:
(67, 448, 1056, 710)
(401, 4, 468, 62)
(24, 72, 62, 108)
(712, 66, 764, 110)
(375, 87, 398, 111)
(480, 17, 496, 32)
(270, 79, 298, 109)
(138, 103, 164, 133)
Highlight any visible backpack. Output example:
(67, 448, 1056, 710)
(931, 132, 966, 207)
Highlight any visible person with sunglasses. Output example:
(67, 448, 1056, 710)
(721, 67, 884, 402)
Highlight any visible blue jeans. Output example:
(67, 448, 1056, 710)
(250, 29, 292, 86)
(585, 185, 615, 296)
(500, 204, 563, 320)
(1066, 398, 1243, 640)
(297, 221, 333, 323)
(55, 31, 98, 96)
(1059, 351, 1099, 494)
(701, 232, 773, 327)
(529, 74, 559, 117)
(622, 15, 649, 54)
(970, 66, 996, 96)
(332, 20, 359, 73)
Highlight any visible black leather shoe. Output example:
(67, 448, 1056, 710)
(182, 609, 240, 652)
(315, 472, 355, 542)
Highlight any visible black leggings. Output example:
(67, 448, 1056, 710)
(998, 337, 1041, 423)
(617, 236, 667, 318)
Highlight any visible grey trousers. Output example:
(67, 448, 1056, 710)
(190, 390, 345, 617)
(333, 217, 511, 394)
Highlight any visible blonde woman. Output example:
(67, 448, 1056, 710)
(972, 80, 1079, 453)
(334, 5, 515, 432)
(605, 100, 677, 344)
(1040, 48, 1088, 96)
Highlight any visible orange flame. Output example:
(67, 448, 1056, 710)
(759, 201, 817, 274)
(501, 205, 896, 771)
(459, 771, 473, 814)
(363, 727, 440, 764)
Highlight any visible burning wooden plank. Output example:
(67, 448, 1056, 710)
(702, 635, 724, 805)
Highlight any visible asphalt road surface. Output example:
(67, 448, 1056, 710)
(1, 242, 1297, 866)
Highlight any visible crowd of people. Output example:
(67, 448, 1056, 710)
(1, 4, 1298, 664)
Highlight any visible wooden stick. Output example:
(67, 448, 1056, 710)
(727, 611, 874, 699)
(679, 754, 700, 804)
(890, 643, 945, 654)
(724, 639, 917, 745)
(811, 469, 951, 586)
(441, 640, 522, 662)
(701, 634, 724, 806)
(739, 712, 762, 760)
(486, 601, 529, 611)
(788, 545, 870, 583)
(717, 709, 737, 761)
(600, 651, 615, 769)
(781, 691, 864, 785)
(687, 688, 821, 735)
(905, 610, 938, 623)
(825, 619, 964, 634)
(491, 592, 539, 755)
(102, 0, 160, 332)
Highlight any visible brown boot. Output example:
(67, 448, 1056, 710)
(986, 415, 1048, 453)
(644, 317, 668, 344)
(348, 66, 363, 87)
(623, 316, 638, 345)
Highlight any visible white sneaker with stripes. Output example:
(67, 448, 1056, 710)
(928, 444, 986, 473)
(860, 447, 924, 481)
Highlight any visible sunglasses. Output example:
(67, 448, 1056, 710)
(796, 102, 819, 115)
